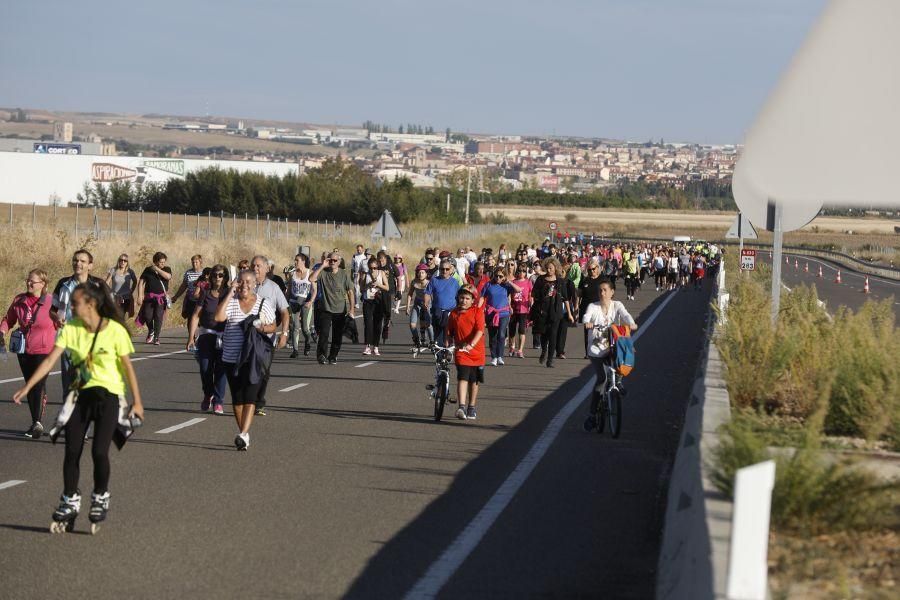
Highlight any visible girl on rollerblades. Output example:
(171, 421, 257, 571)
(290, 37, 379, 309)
(13, 279, 143, 534)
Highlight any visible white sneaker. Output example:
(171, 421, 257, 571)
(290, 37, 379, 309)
(373, 347, 380, 356)
(456, 407, 468, 420)
(362, 346, 372, 356)
(490, 358, 498, 366)
(498, 357, 505, 365)
(241, 432, 250, 450)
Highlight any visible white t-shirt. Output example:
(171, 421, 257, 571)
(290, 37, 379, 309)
(455, 257, 469, 277)
(582, 301, 636, 358)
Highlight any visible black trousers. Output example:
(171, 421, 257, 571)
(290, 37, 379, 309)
(17, 352, 49, 423)
(317, 311, 346, 360)
(363, 299, 385, 346)
(63, 387, 119, 495)
(555, 319, 570, 356)
(540, 318, 563, 361)
(139, 300, 165, 339)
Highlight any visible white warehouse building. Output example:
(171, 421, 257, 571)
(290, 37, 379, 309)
(0, 152, 300, 206)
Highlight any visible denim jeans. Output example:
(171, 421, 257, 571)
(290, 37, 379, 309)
(408, 305, 433, 347)
(488, 314, 511, 359)
(196, 333, 227, 405)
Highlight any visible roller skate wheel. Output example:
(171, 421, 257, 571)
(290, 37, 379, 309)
(50, 520, 73, 534)
(90, 522, 101, 535)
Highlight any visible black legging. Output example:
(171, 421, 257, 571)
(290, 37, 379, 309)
(363, 299, 385, 346)
(17, 352, 49, 423)
(139, 300, 165, 339)
(540, 318, 563, 362)
(555, 318, 570, 357)
(625, 275, 639, 297)
(317, 310, 346, 360)
(63, 387, 119, 495)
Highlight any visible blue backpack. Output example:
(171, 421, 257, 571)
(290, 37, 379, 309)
(611, 325, 635, 377)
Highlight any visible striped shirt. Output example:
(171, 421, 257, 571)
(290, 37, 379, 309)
(220, 295, 275, 364)
(183, 270, 203, 296)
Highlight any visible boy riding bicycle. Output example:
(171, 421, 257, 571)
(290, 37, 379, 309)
(581, 278, 637, 431)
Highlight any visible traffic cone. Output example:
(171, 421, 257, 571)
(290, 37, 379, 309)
(769, 251, 773, 259)
(794, 259, 799, 270)
(804, 262, 809, 273)
(863, 277, 870, 294)
(817, 265, 823, 278)
(785, 255, 790, 265)
(835, 270, 842, 284)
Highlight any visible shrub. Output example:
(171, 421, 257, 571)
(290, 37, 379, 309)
(564, 213, 578, 222)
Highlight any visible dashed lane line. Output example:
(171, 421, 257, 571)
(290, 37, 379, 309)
(155, 417, 207, 435)
(0, 480, 27, 491)
(355, 361, 376, 368)
(279, 382, 309, 392)
(403, 289, 679, 599)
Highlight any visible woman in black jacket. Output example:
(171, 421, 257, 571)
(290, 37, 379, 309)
(529, 258, 574, 369)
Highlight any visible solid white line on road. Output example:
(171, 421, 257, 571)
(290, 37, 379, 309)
(355, 361, 376, 368)
(279, 382, 309, 392)
(155, 417, 206, 434)
(403, 290, 678, 599)
(0, 480, 26, 491)
(132, 349, 189, 362)
(0, 350, 187, 386)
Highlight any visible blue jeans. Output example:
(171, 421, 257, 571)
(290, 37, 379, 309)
(409, 305, 433, 347)
(196, 333, 227, 405)
(488, 314, 510, 359)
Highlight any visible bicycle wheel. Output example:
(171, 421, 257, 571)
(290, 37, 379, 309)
(433, 372, 449, 422)
(608, 388, 622, 438)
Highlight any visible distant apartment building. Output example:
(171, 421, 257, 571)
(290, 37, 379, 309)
(54, 122, 73, 142)
(465, 140, 541, 156)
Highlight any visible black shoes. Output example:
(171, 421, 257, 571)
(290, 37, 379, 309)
(539, 351, 546, 364)
(317, 354, 327, 365)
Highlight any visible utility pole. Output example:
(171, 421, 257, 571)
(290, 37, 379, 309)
(465, 168, 471, 225)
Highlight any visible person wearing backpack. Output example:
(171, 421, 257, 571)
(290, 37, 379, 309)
(580, 278, 637, 432)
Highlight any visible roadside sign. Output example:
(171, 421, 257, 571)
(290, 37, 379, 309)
(726, 214, 758, 240)
(549, 221, 558, 231)
(740, 249, 757, 271)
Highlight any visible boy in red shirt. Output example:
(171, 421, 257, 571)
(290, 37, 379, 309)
(446, 286, 485, 420)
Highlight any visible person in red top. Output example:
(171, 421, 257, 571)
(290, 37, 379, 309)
(465, 262, 490, 297)
(446, 286, 486, 421)
(0, 268, 58, 438)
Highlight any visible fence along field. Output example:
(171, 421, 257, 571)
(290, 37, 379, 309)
(1, 202, 533, 247)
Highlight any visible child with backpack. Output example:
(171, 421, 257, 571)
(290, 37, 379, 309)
(580, 278, 637, 432)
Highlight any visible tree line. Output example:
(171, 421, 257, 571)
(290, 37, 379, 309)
(76, 158, 737, 224)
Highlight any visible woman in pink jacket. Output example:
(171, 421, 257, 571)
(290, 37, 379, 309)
(0, 269, 58, 438)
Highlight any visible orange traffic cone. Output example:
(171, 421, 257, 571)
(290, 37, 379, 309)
(817, 265, 823, 278)
(863, 277, 870, 294)
(804, 262, 809, 273)
(794, 259, 799, 270)
(835, 270, 842, 284)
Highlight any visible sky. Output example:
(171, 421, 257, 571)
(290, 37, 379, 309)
(0, 0, 829, 144)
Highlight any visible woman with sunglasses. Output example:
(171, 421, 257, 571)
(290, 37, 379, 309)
(406, 263, 434, 352)
(187, 265, 230, 415)
(1, 269, 57, 438)
(506, 265, 532, 358)
(105, 255, 137, 318)
(578, 258, 605, 357)
(360, 256, 389, 356)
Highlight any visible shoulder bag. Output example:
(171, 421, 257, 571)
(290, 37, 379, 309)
(9, 296, 44, 354)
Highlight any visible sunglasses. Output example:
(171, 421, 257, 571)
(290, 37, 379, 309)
(442, 267, 453, 272)
(26, 279, 43, 286)
(212, 273, 225, 279)
(119, 258, 128, 262)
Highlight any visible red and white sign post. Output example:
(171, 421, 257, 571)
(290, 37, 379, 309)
(740, 249, 757, 271)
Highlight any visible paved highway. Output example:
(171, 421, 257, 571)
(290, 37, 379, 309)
(754, 250, 900, 319)
(0, 284, 713, 599)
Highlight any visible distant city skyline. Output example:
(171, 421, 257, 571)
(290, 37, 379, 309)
(0, 0, 828, 145)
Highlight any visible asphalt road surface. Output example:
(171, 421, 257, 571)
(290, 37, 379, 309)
(754, 250, 900, 319)
(0, 282, 713, 599)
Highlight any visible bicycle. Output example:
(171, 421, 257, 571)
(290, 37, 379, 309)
(424, 343, 455, 422)
(587, 327, 627, 438)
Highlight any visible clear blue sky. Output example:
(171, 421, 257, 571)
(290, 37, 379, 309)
(0, 0, 828, 144)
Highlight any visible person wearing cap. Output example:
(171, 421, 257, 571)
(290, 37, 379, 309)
(446, 285, 486, 421)
(406, 263, 433, 351)
(424, 260, 460, 347)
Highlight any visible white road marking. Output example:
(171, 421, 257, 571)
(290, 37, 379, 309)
(155, 417, 206, 434)
(279, 382, 309, 392)
(355, 361, 376, 368)
(0, 480, 26, 491)
(403, 290, 678, 599)
(132, 349, 189, 362)
(0, 350, 187, 386)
